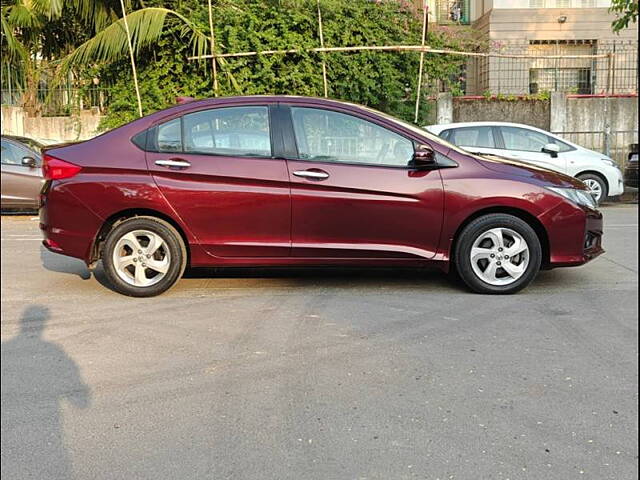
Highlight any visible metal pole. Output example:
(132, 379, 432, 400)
(317, 0, 328, 98)
(119, 0, 143, 117)
(207, 0, 219, 96)
(414, 1, 428, 124)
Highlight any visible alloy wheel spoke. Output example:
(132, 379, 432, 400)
(145, 233, 165, 256)
(485, 228, 505, 249)
(118, 255, 135, 269)
(501, 260, 526, 279)
(120, 232, 143, 252)
(146, 257, 169, 274)
(483, 260, 498, 282)
(506, 237, 528, 257)
(471, 247, 494, 261)
(134, 264, 148, 285)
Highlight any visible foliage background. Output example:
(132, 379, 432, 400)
(97, 0, 479, 129)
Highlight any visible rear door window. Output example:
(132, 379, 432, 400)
(448, 127, 496, 148)
(182, 106, 271, 157)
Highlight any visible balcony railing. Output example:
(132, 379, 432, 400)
(434, 0, 470, 25)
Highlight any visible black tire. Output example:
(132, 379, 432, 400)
(454, 214, 542, 295)
(102, 216, 187, 297)
(576, 173, 608, 204)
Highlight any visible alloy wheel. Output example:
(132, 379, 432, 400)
(470, 227, 530, 286)
(583, 178, 602, 203)
(112, 230, 171, 287)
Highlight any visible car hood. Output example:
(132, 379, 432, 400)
(472, 153, 585, 189)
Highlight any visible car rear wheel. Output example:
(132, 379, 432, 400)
(577, 173, 607, 204)
(102, 216, 187, 297)
(454, 214, 542, 294)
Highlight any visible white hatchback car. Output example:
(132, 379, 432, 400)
(425, 122, 624, 203)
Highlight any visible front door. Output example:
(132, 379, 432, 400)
(285, 106, 444, 259)
(496, 126, 568, 174)
(146, 105, 291, 258)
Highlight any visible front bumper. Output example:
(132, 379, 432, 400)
(539, 201, 604, 268)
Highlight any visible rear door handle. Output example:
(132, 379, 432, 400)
(292, 170, 329, 180)
(155, 159, 191, 168)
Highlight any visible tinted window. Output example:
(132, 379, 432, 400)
(183, 106, 271, 157)
(500, 126, 549, 152)
(448, 127, 495, 148)
(291, 107, 414, 167)
(1, 141, 22, 166)
(157, 118, 182, 153)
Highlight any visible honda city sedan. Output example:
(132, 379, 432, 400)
(39, 96, 603, 296)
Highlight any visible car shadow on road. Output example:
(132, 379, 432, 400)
(40, 245, 91, 280)
(1, 305, 92, 479)
(183, 266, 470, 292)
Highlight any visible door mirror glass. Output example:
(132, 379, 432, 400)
(541, 143, 560, 157)
(21, 156, 37, 168)
(411, 144, 435, 168)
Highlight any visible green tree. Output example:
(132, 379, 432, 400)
(610, 0, 639, 32)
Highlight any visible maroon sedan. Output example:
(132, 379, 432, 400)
(39, 96, 603, 296)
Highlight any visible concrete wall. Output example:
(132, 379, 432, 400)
(450, 96, 551, 130)
(1, 106, 103, 142)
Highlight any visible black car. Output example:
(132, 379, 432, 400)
(624, 143, 638, 189)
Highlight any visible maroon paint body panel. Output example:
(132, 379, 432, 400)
(39, 95, 603, 275)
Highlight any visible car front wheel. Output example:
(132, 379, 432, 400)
(102, 216, 187, 297)
(454, 214, 542, 294)
(577, 173, 607, 204)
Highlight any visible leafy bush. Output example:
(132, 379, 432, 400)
(99, 0, 479, 130)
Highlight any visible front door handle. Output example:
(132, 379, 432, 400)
(292, 170, 329, 180)
(155, 159, 191, 169)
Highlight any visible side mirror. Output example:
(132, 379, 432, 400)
(411, 144, 436, 168)
(541, 143, 560, 158)
(21, 156, 38, 168)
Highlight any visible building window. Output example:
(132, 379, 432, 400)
(528, 40, 596, 94)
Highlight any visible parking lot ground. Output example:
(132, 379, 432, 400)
(1, 205, 638, 480)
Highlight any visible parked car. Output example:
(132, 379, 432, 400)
(623, 143, 638, 189)
(425, 122, 624, 204)
(40, 96, 603, 297)
(1, 136, 45, 212)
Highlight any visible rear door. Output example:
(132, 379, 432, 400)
(284, 105, 444, 259)
(146, 104, 291, 258)
(1, 139, 43, 209)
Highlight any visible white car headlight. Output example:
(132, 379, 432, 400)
(601, 158, 619, 168)
(546, 186, 597, 209)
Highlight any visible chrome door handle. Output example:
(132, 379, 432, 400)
(293, 170, 329, 180)
(155, 159, 191, 168)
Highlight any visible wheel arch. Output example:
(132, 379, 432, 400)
(450, 206, 551, 268)
(88, 208, 191, 267)
(575, 170, 609, 191)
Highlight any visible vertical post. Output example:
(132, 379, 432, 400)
(7, 63, 13, 104)
(611, 40, 616, 95)
(317, 0, 328, 98)
(207, 0, 219, 96)
(603, 53, 613, 157)
(119, 0, 143, 117)
(414, 0, 428, 124)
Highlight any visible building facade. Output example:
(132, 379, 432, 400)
(426, 0, 638, 95)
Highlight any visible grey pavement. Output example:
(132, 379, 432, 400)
(1, 205, 638, 479)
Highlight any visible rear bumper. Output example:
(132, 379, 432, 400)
(39, 182, 104, 263)
(540, 201, 604, 268)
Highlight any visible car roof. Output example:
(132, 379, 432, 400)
(425, 122, 553, 134)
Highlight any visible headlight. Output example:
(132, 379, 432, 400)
(546, 186, 597, 209)
(601, 158, 619, 168)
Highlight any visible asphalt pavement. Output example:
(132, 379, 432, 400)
(1, 205, 638, 480)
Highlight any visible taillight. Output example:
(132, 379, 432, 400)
(42, 154, 82, 180)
